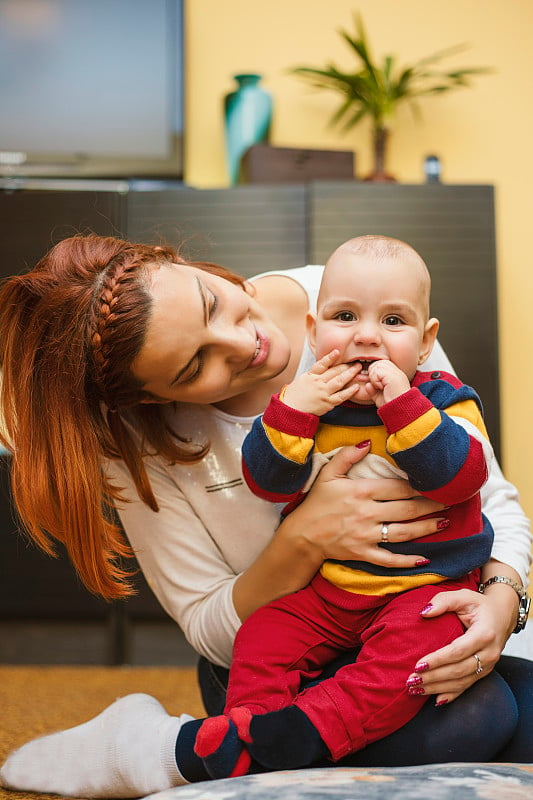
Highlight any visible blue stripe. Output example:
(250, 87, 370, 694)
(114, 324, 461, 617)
(328, 518, 494, 580)
(392, 415, 470, 492)
(322, 404, 381, 427)
(418, 379, 483, 414)
(241, 419, 312, 496)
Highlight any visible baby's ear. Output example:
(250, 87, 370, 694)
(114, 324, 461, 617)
(419, 317, 440, 364)
(306, 312, 317, 352)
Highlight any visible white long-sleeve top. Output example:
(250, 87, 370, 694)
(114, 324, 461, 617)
(107, 266, 532, 668)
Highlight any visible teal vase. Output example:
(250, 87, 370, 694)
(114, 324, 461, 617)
(224, 74, 272, 185)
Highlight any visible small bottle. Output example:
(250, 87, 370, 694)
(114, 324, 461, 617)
(424, 154, 441, 183)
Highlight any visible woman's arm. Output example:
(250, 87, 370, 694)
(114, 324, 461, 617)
(107, 443, 446, 667)
(424, 340, 532, 586)
(107, 455, 244, 668)
(409, 341, 532, 702)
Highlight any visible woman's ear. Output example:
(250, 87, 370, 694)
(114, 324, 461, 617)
(306, 312, 317, 353)
(418, 317, 440, 364)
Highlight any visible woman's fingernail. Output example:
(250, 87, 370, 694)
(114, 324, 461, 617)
(437, 519, 450, 530)
(435, 698, 449, 707)
(420, 603, 433, 615)
(414, 661, 430, 673)
(408, 686, 426, 696)
(416, 558, 431, 566)
(356, 440, 371, 449)
(406, 675, 423, 687)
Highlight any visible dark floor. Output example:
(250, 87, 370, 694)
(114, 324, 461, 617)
(0, 619, 198, 666)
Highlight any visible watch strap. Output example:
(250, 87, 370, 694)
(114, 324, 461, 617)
(478, 575, 530, 634)
(478, 575, 525, 598)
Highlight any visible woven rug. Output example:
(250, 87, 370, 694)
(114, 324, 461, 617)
(2, 666, 532, 800)
(0, 665, 205, 800)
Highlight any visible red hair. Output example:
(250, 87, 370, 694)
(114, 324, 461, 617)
(0, 234, 244, 599)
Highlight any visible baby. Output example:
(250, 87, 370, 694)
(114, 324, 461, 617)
(194, 235, 494, 778)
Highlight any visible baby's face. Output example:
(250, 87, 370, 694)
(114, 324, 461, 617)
(308, 250, 437, 388)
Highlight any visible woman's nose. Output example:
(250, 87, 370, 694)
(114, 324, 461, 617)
(215, 322, 254, 360)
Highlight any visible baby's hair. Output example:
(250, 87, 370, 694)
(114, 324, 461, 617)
(326, 234, 432, 316)
(340, 235, 429, 273)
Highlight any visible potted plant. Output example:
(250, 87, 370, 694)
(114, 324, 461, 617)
(291, 14, 490, 181)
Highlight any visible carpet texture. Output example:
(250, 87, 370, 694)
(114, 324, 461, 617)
(0, 665, 206, 800)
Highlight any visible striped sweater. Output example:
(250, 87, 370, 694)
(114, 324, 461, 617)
(242, 370, 494, 596)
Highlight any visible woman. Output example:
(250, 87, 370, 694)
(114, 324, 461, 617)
(0, 234, 531, 798)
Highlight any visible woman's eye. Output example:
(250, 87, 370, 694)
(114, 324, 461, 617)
(208, 291, 218, 319)
(181, 351, 205, 385)
(384, 315, 402, 326)
(336, 311, 355, 322)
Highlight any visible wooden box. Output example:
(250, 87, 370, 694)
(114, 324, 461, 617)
(241, 144, 355, 183)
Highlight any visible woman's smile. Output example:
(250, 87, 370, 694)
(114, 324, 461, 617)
(249, 327, 270, 368)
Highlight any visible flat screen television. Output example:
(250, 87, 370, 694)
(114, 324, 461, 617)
(0, 0, 184, 179)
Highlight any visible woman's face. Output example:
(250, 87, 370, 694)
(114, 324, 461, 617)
(131, 263, 291, 405)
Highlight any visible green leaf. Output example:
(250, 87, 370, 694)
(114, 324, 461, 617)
(289, 13, 492, 133)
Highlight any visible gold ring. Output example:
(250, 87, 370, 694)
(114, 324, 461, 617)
(381, 523, 389, 543)
(473, 653, 483, 675)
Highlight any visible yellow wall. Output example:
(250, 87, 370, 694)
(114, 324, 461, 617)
(185, 1, 533, 547)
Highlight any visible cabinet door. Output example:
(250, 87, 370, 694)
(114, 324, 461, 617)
(126, 185, 307, 277)
(0, 189, 125, 277)
(309, 182, 500, 457)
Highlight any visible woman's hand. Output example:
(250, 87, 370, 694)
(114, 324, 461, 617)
(236, 442, 446, 621)
(405, 577, 520, 705)
(285, 442, 447, 570)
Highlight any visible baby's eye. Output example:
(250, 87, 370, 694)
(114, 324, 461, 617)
(335, 311, 355, 322)
(384, 315, 403, 326)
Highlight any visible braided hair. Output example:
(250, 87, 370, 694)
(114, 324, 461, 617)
(0, 234, 243, 598)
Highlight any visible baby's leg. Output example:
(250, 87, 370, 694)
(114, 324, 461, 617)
(195, 585, 357, 778)
(227, 586, 352, 713)
(294, 582, 466, 762)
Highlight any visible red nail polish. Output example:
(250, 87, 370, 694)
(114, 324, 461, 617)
(435, 698, 449, 707)
(416, 558, 431, 566)
(406, 675, 423, 687)
(356, 440, 371, 449)
(408, 686, 426, 696)
(420, 603, 433, 615)
(437, 519, 450, 530)
(414, 661, 430, 673)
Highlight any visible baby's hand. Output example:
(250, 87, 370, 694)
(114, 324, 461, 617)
(283, 350, 360, 415)
(366, 360, 411, 407)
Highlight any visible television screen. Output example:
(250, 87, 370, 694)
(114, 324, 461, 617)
(0, 0, 184, 179)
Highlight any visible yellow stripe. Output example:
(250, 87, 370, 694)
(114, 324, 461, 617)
(386, 407, 441, 455)
(262, 421, 314, 464)
(314, 424, 397, 464)
(446, 400, 489, 439)
(320, 562, 445, 595)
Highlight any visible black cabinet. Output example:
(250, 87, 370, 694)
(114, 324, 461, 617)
(0, 180, 501, 660)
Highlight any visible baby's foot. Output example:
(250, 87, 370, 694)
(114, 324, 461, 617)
(194, 707, 253, 779)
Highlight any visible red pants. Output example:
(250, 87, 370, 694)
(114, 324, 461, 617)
(226, 571, 478, 761)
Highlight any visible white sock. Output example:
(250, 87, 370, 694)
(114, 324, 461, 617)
(0, 693, 194, 798)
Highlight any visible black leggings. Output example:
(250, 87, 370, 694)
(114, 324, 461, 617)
(197, 653, 533, 764)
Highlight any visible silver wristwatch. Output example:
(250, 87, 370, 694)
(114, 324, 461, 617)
(478, 575, 531, 634)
